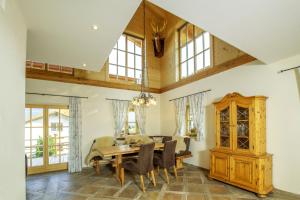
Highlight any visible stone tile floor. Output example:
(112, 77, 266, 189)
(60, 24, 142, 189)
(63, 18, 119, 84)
(26, 164, 300, 200)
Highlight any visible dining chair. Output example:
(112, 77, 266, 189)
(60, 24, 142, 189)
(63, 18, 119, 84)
(120, 142, 156, 192)
(154, 140, 177, 184)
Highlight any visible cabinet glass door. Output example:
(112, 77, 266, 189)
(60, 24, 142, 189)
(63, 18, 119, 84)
(219, 107, 231, 148)
(236, 106, 250, 150)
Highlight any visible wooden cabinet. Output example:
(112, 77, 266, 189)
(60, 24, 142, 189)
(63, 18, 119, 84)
(210, 93, 273, 197)
(211, 152, 230, 181)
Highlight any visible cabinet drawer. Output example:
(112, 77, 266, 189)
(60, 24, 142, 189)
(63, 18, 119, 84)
(210, 152, 230, 181)
(230, 155, 257, 189)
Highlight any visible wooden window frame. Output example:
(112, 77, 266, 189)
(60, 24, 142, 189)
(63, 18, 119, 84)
(178, 23, 213, 80)
(108, 33, 144, 83)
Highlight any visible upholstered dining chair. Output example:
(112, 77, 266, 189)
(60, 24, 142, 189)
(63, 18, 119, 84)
(154, 140, 177, 184)
(120, 142, 156, 192)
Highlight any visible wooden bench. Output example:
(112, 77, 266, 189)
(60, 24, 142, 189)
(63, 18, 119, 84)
(176, 153, 192, 169)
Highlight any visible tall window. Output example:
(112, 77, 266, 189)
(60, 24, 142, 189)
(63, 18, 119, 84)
(186, 105, 196, 138)
(109, 34, 143, 83)
(127, 109, 138, 134)
(121, 108, 138, 135)
(179, 23, 211, 79)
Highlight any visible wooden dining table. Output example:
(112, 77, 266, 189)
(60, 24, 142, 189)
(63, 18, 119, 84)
(97, 143, 164, 185)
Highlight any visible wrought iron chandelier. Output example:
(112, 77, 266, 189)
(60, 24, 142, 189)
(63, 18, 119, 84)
(132, 0, 156, 107)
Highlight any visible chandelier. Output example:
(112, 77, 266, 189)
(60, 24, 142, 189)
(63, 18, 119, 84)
(132, 0, 156, 107)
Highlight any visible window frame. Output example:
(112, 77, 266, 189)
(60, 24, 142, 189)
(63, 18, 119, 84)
(108, 33, 144, 83)
(178, 23, 212, 80)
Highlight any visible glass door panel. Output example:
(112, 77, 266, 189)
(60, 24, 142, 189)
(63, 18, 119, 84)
(60, 109, 69, 163)
(25, 107, 44, 168)
(236, 106, 250, 150)
(220, 107, 230, 148)
(48, 108, 69, 165)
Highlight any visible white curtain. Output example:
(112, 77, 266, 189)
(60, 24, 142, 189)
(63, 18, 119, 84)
(294, 69, 300, 100)
(174, 97, 187, 136)
(135, 105, 146, 135)
(189, 93, 206, 141)
(112, 100, 129, 137)
(69, 97, 82, 173)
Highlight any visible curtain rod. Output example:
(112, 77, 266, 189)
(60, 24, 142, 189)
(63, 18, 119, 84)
(169, 89, 211, 102)
(26, 92, 88, 99)
(278, 66, 300, 73)
(105, 98, 131, 102)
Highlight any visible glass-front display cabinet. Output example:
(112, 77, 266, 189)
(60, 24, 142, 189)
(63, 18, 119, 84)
(211, 93, 273, 197)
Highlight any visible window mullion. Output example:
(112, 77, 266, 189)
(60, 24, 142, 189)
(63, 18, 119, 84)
(193, 25, 196, 74)
(185, 25, 188, 76)
(116, 40, 119, 80)
(203, 32, 205, 68)
(125, 35, 128, 81)
(134, 41, 136, 79)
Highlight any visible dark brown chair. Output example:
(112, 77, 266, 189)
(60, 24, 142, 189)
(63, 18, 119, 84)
(120, 142, 156, 192)
(154, 140, 177, 184)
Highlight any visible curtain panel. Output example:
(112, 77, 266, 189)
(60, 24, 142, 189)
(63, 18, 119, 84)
(69, 97, 82, 173)
(294, 69, 300, 99)
(111, 100, 129, 137)
(135, 105, 146, 135)
(189, 93, 205, 141)
(173, 97, 187, 136)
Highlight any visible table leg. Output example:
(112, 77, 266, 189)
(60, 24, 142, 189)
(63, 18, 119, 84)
(95, 160, 100, 175)
(114, 154, 123, 185)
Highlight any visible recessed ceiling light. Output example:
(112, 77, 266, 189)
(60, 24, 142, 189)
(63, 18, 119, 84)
(83, 63, 87, 67)
(92, 25, 98, 30)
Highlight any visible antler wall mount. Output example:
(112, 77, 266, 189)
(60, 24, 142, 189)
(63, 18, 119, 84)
(151, 19, 167, 58)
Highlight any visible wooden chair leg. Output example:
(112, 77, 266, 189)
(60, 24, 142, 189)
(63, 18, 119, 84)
(157, 166, 160, 174)
(163, 168, 169, 184)
(120, 168, 125, 186)
(140, 175, 145, 192)
(173, 166, 178, 180)
(147, 172, 150, 179)
(150, 170, 156, 187)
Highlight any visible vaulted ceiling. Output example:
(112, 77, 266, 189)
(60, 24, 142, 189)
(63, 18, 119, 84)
(19, 0, 300, 72)
(19, 0, 142, 71)
(149, 0, 300, 64)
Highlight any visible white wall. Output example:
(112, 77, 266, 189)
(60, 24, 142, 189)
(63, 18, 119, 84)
(0, 0, 27, 199)
(160, 55, 300, 194)
(25, 79, 161, 167)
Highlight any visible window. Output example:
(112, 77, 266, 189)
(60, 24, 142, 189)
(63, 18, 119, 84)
(179, 23, 211, 79)
(186, 105, 196, 138)
(127, 109, 138, 134)
(25, 105, 69, 174)
(108, 34, 143, 83)
(122, 108, 138, 135)
(26, 61, 74, 75)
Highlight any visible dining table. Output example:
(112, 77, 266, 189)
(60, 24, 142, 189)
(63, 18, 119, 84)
(97, 142, 164, 185)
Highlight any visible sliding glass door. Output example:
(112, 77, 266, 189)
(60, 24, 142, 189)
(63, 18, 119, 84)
(25, 105, 69, 174)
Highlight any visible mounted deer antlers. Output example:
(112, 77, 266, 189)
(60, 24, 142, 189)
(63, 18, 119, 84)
(151, 19, 167, 37)
(151, 18, 167, 58)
